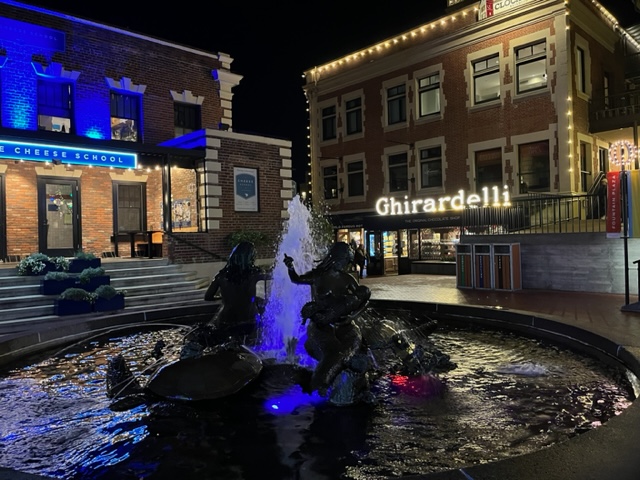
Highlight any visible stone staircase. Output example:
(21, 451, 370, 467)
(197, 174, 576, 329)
(0, 258, 214, 327)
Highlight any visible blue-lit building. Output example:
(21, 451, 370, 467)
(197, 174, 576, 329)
(0, 1, 293, 262)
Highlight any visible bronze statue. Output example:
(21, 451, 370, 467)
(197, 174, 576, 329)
(205, 241, 270, 342)
(283, 242, 371, 400)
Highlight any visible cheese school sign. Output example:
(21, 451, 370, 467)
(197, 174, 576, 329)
(0, 139, 137, 169)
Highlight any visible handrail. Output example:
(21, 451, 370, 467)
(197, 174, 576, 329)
(461, 191, 607, 235)
(163, 231, 226, 261)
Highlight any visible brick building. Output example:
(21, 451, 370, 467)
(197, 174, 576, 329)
(0, 1, 293, 265)
(303, 0, 640, 278)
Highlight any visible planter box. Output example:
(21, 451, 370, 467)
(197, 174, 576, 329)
(78, 275, 110, 292)
(94, 295, 125, 312)
(54, 299, 93, 316)
(40, 278, 77, 295)
(69, 258, 101, 273)
(43, 261, 66, 274)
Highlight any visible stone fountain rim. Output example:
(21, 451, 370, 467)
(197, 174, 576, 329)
(0, 300, 638, 480)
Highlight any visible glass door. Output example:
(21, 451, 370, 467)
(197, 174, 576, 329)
(38, 178, 80, 256)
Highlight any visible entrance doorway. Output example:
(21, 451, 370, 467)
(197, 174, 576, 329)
(38, 177, 80, 256)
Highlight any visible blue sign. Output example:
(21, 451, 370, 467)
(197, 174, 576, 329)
(236, 173, 256, 199)
(0, 139, 137, 169)
(0, 16, 65, 51)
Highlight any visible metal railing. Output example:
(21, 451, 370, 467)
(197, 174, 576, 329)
(461, 192, 608, 235)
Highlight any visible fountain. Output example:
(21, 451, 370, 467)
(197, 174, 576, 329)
(0, 195, 636, 479)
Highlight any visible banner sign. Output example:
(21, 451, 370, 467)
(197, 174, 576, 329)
(234, 167, 258, 212)
(0, 139, 137, 169)
(606, 171, 621, 238)
(628, 170, 640, 238)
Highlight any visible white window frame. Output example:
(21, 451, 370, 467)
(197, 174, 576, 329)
(574, 34, 591, 100)
(473, 53, 501, 104)
(515, 40, 547, 95)
(382, 76, 408, 130)
(344, 155, 365, 202)
(321, 160, 339, 202)
(417, 72, 441, 117)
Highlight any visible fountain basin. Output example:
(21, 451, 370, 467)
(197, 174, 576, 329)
(0, 300, 638, 480)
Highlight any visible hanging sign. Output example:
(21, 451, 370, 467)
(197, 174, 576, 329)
(0, 139, 137, 168)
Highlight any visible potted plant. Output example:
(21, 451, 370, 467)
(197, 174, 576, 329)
(55, 287, 94, 316)
(93, 284, 126, 312)
(69, 251, 101, 273)
(17, 253, 50, 276)
(78, 266, 110, 292)
(45, 256, 70, 274)
(40, 271, 77, 295)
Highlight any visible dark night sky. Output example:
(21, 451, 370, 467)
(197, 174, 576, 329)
(17, 1, 640, 184)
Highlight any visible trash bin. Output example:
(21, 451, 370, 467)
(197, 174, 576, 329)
(456, 244, 473, 288)
(473, 244, 493, 289)
(492, 243, 521, 290)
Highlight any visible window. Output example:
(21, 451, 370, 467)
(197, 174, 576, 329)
(345, 97, 362, 135)
(603, 73, 610, 109)
(576, 47, 586, 94)
(347, 160, 364, 197)
(111, 92, 140, 142)
(516, 41, 547, 94)
(114, 182, 146, 233)
(323, 165, 339, 200)
(475, 148, 502, 192)
(598, 147, 608, 173)
(473, 54, 500, 104)
(174, 102, 201, 137)
(580, 142, 591, 193)
(419, 146, 442, 188)
(388, 153, 408, 192)
(518, 141, 550, 192)
(418, 73, 440, 117)
(322, 105, 336, 141)
(387, 84, 406, 124)
(38, 80, 73, 133)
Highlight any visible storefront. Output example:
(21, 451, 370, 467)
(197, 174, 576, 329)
(331, 209, 462, 276)
(0, 131, 202, 260)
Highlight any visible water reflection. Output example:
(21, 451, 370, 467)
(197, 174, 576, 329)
(0, 316, 634, 480)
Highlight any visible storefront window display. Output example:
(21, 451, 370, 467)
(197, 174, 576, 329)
(419, 227, 460, 261)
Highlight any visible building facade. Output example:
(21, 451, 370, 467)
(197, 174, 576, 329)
(0, 1, 293, 264)
(303, 0, 640, 278)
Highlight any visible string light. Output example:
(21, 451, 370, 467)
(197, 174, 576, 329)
(307, 1, 638, 79)
(609, 140, 637, 168)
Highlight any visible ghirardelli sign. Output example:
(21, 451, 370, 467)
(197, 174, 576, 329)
(478, 0, 532, 20)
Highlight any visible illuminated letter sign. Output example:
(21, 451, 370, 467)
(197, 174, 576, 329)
(376, 186, 511, 216)
(0, 139, 137, 169)
(0, 17, 65, 50)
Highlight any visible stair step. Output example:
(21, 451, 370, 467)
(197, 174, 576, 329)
(0, 258, 212, 324)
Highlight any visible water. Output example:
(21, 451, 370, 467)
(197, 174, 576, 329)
(0, 311, 634, 480)
(257, 196, 327, 364)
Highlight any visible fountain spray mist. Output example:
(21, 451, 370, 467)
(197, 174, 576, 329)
(258, 196, 326, 363)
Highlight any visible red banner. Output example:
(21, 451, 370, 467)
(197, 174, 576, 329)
(607, 171, 621, 238)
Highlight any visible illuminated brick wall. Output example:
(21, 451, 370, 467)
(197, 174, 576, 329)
(0, 3, 224, 143)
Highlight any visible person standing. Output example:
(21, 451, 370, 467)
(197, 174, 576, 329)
(598, 177, 608, 219)
(354, 243, 367, 279)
